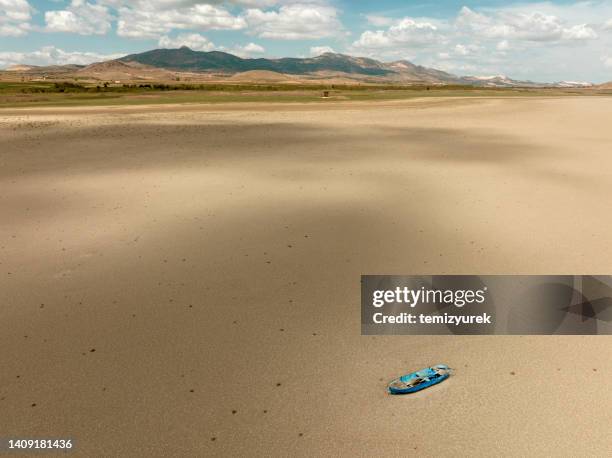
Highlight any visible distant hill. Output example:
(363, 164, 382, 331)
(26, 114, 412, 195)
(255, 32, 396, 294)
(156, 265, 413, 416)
(120, 47, 391, 76)
(461, 74, 593, 88)
(76, 60, 176, 81)
(118, 47, 463, 84)
(228, 70, 297, 83)
(7, 64, 37, 71)
(5, 64, 84, 74)
(462, 75, 534, 87)
(2, 47, 596, 87)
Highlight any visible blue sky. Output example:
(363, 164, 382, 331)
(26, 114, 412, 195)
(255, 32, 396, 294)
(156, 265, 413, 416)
(2, 1, 612, 82)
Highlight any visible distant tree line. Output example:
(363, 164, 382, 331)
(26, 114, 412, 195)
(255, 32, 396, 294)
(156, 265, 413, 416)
(16, 81, 479, 94)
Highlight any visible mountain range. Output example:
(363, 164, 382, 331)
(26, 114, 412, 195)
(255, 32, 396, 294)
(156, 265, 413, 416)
(4, 47, 598, 88)
(117, 47, 465, 84)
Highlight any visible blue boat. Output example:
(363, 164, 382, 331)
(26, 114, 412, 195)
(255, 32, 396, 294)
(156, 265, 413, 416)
(388, 364, 452, 394)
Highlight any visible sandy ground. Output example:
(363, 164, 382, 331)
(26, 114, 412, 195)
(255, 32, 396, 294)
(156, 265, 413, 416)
(1, 97, 611, 457)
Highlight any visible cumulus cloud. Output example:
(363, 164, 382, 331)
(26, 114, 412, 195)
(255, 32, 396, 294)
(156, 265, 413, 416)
(245, 4, 343, 40)
(456, 6, 597, 42)
(352, 17, 444, 50)
(562, 23, 597, 40)
(310, 45, 335, 56)
(158, 33, 217, 51)
(605, 19, 612, 31)
(602, 56, 612, 68)
(157, 33, 265, 57)
(0, 0, 33, 36)
(0, 45, 124, 68)
(454, 44, 472, 56)
(239, 42, 265, 54)
(45, 0, 112, 35)
(117, 3, 246, 38)
(99, 0, 278, 8)
(117, 2, 342, 40)
(348, 3, 610, 79)
(231, 42, 265, 57)
(6, 1, 345, 41)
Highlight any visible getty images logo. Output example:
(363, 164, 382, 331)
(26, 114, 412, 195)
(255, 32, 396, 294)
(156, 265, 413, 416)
(372, 286, 488, 308)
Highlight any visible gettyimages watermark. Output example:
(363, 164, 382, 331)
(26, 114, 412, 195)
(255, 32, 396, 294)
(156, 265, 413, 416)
(361, 275, 612, 335)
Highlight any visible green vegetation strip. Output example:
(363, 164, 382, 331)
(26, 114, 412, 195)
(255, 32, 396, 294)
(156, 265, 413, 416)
(0, 82, 610, 108)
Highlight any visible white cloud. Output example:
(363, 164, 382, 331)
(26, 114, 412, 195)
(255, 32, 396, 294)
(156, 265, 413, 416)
(605, 19, 612, 30)
(456, 6, 597, 43)
(117, 3, 246, 38)
(157, 33, 265, 57)
(146, 0, 278, 6)
(158, 33, 216, 51)
(602, 56, 612, 68)
(240, 42, 265, 54)
(310, 45, 334, 56)
(45, 0, 112, 35)
(0, 45, 124, 68)
(352, 31, 390, 49)
(98, 0, 278, 8)
(352, 17, 444, 50)
(454, 44, 470, 56)
(245, 4, 343, 40)
(348, 2, 612, 82)
(562, 23, 597, 40)
(0, 0, 32, 36)
(229, 42, 265, 57)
